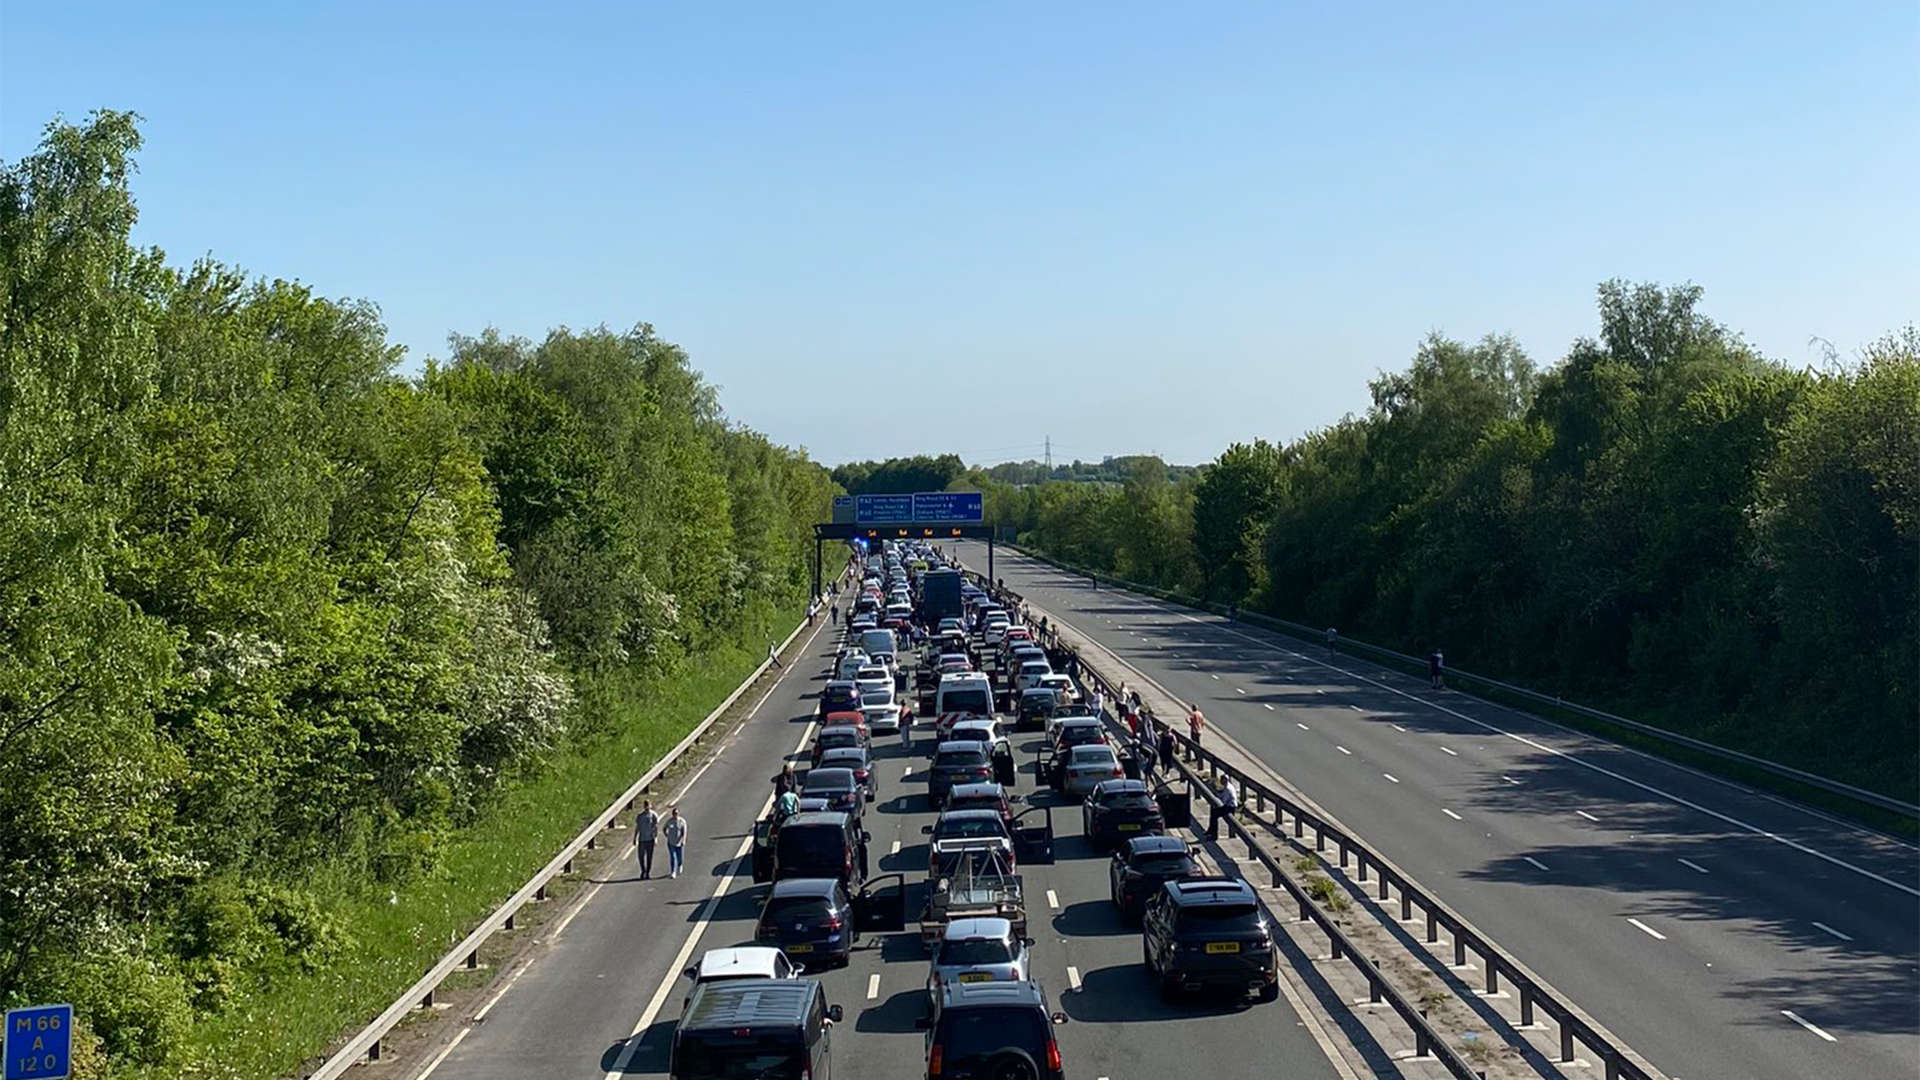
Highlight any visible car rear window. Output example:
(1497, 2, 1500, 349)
(777, 827, 845, 865)
(1069, 746, 1115, 764)
(1133, 853, 1196, 875)
(936, 817, 1008, 840)
(936, 747, 990, 767)
(674, 1032, 806, 1079)
(804, 772, 855, 793)
(763, 895, 832, 921)
(817, 730, 858, 749)
(941, 689, 991, 715)
(1177, 902, 1262, 931)
(938, 936, 1014, 966)
(939, 1005, 1048, 1061)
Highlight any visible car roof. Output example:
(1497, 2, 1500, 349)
(1125, 835, 1189, 856)
(804, 767, 856, 785)
(824, 680, 857, 691)
(944, 916, 1013, 939)
(933, 741, 990, 756)
(695, 946, 788, 980)
(779, 811, 851, 830)
(819, 746, 867, 762)
(768, 876, 840, 899)
(939, 978, 1046, 1009)
(1069, 743, 1117, 760)
(947, 782, 1005, 799)
(1095, 779, 1149, 795)
(1166, 877, 1258, 905)
(681, 978, 817, 1031)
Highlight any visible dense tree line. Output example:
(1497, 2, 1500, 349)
(0, 113, 835, 1068)
(965, 285, 1917, 799)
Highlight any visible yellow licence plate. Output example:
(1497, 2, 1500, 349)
(1118, 823, 1142, 831)
(958, 973, 993, 983)
(787, 944, 813, 953)
(1205, 941, 1241, 954)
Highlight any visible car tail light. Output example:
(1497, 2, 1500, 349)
(822, 916, 843, 932)
(928, 1044, 944, 1076)
(1109, 768, 1123, 778)
(1046, 1038, 1061, 1072)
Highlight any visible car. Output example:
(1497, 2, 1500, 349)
(1142, 877, 1279, 1002)
(835, 652, 869, 681)
(934, 672, 994, 720)
(944, 781, 1014, 825)
(820, 709, 870, 737)
(810, 725, 868, 768)
(1036, 673, 1078, 706)
(818, 680, 862, 717)
(774, 811, 872, 887)
(920, 978, 1067, 1080)
(1051, 717, 1108, 753)
(1015, 687, 1056, 731)
(854, 667, 891, 700)
(1108, 835, 1202, 923)
(755, 874, 907, 970)
(937, 618, 963, 635)
(1082, 778, 1165, 850)
(803, 767, 866, 817)
(859, 684, 902, 733)
(925, 916, 1033, 1005)
(673, 977, 841, 1079)
(680, 946, 799, 1011)
(928, 741, 995, 808)
(1059, 743, 1124, 799)
(922, 808, 1016, 875)
(817, 746, 878, 801)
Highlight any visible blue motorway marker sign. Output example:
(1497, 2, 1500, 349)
(831, 495, 856, 524)
(5, 1004, 72, 1080)
(854, 493, 915, 524)
(913, 491, 983, 523)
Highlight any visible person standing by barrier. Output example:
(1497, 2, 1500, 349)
(634, 800, 660, 880)
(1126, 704, 1142, 740)
(1207, 777, 1239, 840)
(1187, 703, 1206, 746)
(1157, 726, 1176, 773)
(1429, 648, 1445, 690)
(663, 806, 688, 879)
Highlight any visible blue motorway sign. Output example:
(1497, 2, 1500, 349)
(913, 491, 983, 523)
(5, 1005, 72, 1080)
(831, 495, 856, 524)
(854, 493, 915, 524)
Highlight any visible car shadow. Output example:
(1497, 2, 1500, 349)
(1051, 899, 1130, 938)
(1062, 964, 1252, 1023)
(693, 884, 763, 925)
(883, 842, 929, 873)
(857, 988, 929, 1034)
(600, 1018, 676, 1073)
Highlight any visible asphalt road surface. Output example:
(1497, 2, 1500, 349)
(421, 611, 1348, 1080)
(958, 542, 1920, 1080)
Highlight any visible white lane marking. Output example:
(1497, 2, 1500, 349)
(903, 765, 913, 778)
(1316, 689, 1327, 694)
(1439, 747, 1458, 757)
(1523, 856, 1549, 871)
(1627, 917, 1667, 941)
(891, 840, 901, 855)
(1182, 614, 1920, 899)
(1441, 808, 1463, 821)
(1210, 674, 1220, 680)
(866, 973, 881, 1000)
(1503, 776, 1520, 785)
(1336, 746, 1352, 755)
(1812, 922, 1853, 942)
(1392, 724, 1408, 732)
(1297, 723, 1310, 731)
(1677, 858, 1709, 874)
(1577, 810, 1601, 822)
(1348, 704, 1361, 711)
(1234, 687, 1245, 694)
(1263, 703, 1275, 711)
(416, 1026, 471, 1080)
(1782, 1010, 1837, 1042)
(473, 954, 532, 1022)
(1046, 889, 1060, 910)
(1066, 965, 1082, 991)
(1383, 773, 1400, 784)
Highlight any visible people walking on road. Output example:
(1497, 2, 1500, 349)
(1207, 777, 1239, 840)
(900, 703, 914, 748)
(767, 641, 783, 669)
(663, 806, 688, 879)
(1428, 648, 1444, 690)
(1187, 703, 1206, 746)
(634, 800, 660, 880)
(773, 763, 796, 797)
(1157, 726, 1177, 772)
(775, 786, 799, 822)
(1325, 627, 1338, 654)
(831, 603, 839, 623)
(1227, 603, 1238, 624)
(807, 601, 817, 627)
(1126, 704, 1142, 739)
(1090, 689, 1104, 720)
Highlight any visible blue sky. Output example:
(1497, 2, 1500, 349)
(4, 1, 1914, 466)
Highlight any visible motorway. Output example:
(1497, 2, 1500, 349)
(419, 607, 1350, 1080)
(958, 542, 1920, 1080)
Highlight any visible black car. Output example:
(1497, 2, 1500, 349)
(756, 876, 906, 969)
(1141, 877, 1279, 1002)
(1015, 688, 1055, 731)
(802, 767, 865, 818)
(809, 726, 868, 768)
(1081, 779, 1165, 851)
(672, 977, 841, 1079)
(774, 811, 870, 887)
(928, 742, 995, 808)
(818, 681, 862, 717)
(1108, 835, 1202, 923)
(920, 979, 1067, 1080)
(817, 746, 878, 802)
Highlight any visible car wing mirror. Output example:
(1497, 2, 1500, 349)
(1052, 1011, 1069, 1024)
(921, 824, 934, 834)
(828, 1003, 845, 1023)
(683, 964, 697, 979)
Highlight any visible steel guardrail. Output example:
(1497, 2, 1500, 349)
(965, 568, 1664, 1080)
(999, 546, 1917, 820)
(307, 608, 818, 1077)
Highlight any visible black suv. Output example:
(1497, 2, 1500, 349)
(1080, 779, 1164, 851)
(1140, 877, 1279, 1002)
(920, 979, 1067, 1080)
(1108, 835, 1202, 923)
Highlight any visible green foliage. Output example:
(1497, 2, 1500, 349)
(0, 112, 835, 1074)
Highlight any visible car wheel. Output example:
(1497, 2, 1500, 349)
(1258, 979, 1280, 1003)
(1158, 968, 1181, 1003)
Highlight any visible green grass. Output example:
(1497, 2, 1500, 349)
(131, 606, 796, 1080)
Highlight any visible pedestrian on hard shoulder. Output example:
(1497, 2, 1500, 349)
(634, 800, 660, 880)
(1207, 776, 1239, 839)
(1157, 726, 1176, 773)
(1325, 627, 1338, 654)
(1187, 703, 1206, 746)
(663, 806, 688, 879)
(1126, 705, 1142, 740)
(768, 641, 783, 669)
(1429, 648, 1445, 690)
(773, 763, 796, 797)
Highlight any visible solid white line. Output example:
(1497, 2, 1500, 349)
(1184, 616, 1920, 899)
(1812, 922, 1853, 942)
(1677, 858, 1709, 874)
(1336, 746, 1352, 756)
(1297, 723, 1310, 731)
(415, 1025, 471, 1080)
(1441, 808, 1463, 820)
(1577, 810, 1600, 822)
(1046, 889, 1060, 910)
(472, 955, 531, 1022)
(1439, 747, 1458, 757)
(1523, 856, 1549, 871)
(1383, 773, 1400, 784)
(866, 973, 881, 1000)
(1781, 1010, 1837, 1042)
(1263, 703, 1275, 711)
(1066, 965, 1082, 991)
(1627, 917, 1667, 941)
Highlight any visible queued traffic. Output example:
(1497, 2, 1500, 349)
(667, 539, 1287, 1080)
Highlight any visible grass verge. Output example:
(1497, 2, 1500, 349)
(129, 604, 797, 1080)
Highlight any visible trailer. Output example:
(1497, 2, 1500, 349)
(919, 843, 1028, 949)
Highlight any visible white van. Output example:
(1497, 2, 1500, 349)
(934, 672, 995, 719)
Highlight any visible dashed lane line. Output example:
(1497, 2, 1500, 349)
(1296, 722, 1310, 731)
(1523, 856, 1549, 871)
(1047, 889, 1060, 910)
(1066, 965, 1082, 991)
(1336, 746, 1352, 756)
(866, 974, 881, 1000)
(1627, 918, 1667, 941)
(1812, 922, 1853, 942)
(1263, 704, 1275, 711)
(1577, 810, 1601, 822)
(1439, 747, 1458, 757)
(1441, 808, 1463, 821)
(1781, 1010, 1837, 1042)
(1677, 858, 1709, 874)
(1383, 773, 1400, 784)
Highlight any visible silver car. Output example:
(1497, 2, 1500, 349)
(925, 916, 1032, 1004)
(1061, 743, 1124, 799)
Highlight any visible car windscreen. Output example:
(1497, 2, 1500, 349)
(938, 936, 1014, 966)
(816, 730, 859, 749)
(1176, 902, 1262, 931)
(935, 747, 990, 768)
(1101, 790, 1156, 810)
(763, 894, 833, 921)
(935, 817, 1007, 839)
(941, 689, 991, 714)
(939, 1005, 1049, 1062)
(777, 827, 845, 866)
(673, 1031, 806, 1079)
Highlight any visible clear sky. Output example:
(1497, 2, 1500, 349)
(4, 2, 1914, 466)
